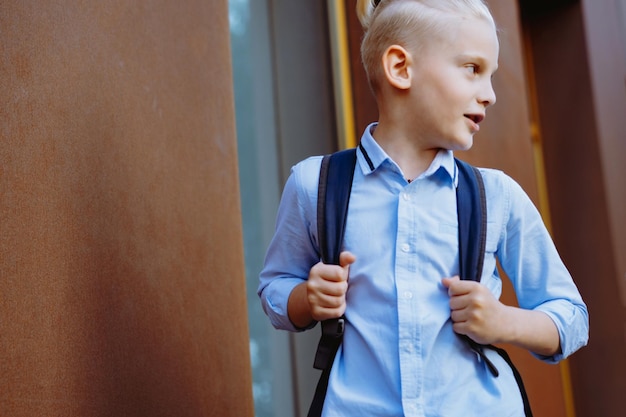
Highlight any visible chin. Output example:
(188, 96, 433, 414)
(448, 137, 474, 151)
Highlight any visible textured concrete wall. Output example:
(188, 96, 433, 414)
(0, 1, 253, 416)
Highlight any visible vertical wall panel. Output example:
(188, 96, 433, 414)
(581, 0, 626, 318)
(0, 1, 253, 416)
(525, 1, 626, 415)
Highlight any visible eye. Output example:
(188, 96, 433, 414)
(465, 64, 479, 75)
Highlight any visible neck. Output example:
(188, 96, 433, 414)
(372, 121, 440, 180)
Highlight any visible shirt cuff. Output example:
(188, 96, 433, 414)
(260, 277, 316, 332)
(533, 300, 589, 363)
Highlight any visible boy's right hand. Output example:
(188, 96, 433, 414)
(306, 251, 356, 322)
(287, 251, 356, 328)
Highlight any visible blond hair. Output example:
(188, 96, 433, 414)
(356, 0, 495, 92)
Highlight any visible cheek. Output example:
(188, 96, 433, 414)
(426, 79, 466, 110)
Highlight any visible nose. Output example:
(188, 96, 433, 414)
(479, 79, 496, 107)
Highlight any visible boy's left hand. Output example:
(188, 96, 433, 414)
(441, 276, 507, 345)
(442, 276, 561, 356)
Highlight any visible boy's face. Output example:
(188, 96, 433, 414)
(407, 16, 499, 151)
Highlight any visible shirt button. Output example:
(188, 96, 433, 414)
(403, 291, 413, 299)
(402, 192, 410, 201)
(401, 243, 410, 252)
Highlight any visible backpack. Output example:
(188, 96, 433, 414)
(307, 147, 532, 417)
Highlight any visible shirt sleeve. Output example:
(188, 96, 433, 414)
(257, 157, 322, 332)
(495, 172, 589, 363)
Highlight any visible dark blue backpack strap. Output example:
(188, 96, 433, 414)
(455, 158, 533, 417)
(456, 158, 500, 375)
(455, 158, 487, 283)
(317, 148, 357, 265)
(308, 148, 357, 417)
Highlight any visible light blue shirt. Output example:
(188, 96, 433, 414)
(258, 124, 588, 416)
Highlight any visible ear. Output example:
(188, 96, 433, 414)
(381, 44, 412, 90)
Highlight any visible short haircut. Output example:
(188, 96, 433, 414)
(357, 0, 496, 92)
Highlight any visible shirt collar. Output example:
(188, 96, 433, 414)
(357, 122, 458, 187)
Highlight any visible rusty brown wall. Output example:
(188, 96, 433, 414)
(0, 1, 254, 416)
(524, 1, 626, 416)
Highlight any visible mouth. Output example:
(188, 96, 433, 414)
(464, 114, 485, 124)
(464, 113, 484, 133)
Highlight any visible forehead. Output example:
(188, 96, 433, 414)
(420, 15, 499, 63)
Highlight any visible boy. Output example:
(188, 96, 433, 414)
(258, 0, 588, 415)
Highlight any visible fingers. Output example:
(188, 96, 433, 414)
(310, 251, 355, 284)
(307, 275, 347, 321)
(443, 278, 486, 311)
(310, 303, 346, 322)
(441, 275, 460, 290)
(339, 251, 357, 268)
(306, 256, 352, 321)
(311, 292, 347, 313)
(443, 277, 505, 345)
(442, 275, 480, 297)
(443, 276, 480, 323)
(310, 262, 348, 284)
(308, 274, 348, 298)
(306, 251, 356, 321)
